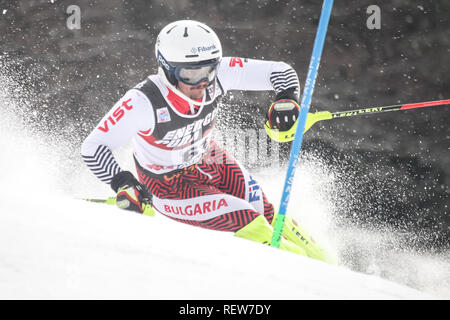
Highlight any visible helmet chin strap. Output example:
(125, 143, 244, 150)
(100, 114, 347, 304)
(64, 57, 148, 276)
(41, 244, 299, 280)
(158, 67, 218, 110)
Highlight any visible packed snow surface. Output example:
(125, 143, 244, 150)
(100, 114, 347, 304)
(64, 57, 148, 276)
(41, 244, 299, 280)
(0, 188, 436, 299)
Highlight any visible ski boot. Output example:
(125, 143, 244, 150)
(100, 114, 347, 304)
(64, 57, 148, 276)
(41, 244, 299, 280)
(272, 213, 337, 264)
(234, 215, 307, 256)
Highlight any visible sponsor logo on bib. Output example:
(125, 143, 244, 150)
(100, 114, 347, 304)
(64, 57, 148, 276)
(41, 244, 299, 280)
(156, 107, 171, 123)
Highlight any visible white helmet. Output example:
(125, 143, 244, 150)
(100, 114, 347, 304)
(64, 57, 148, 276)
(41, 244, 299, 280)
(155, 20, 222, 105)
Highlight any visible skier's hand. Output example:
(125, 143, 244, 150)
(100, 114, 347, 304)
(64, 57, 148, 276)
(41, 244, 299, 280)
(110, 171, 154, 216)
(265, 98, 300, 131)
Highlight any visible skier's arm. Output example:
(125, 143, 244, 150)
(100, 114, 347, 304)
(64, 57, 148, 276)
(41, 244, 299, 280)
(81, 89, 155, 185)
(217, 57, 300, 101)
(217, 57, 301, 142)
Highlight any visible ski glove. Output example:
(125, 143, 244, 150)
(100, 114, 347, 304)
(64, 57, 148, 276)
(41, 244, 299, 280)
(266, 98, 300, 132)
(266, 87, 300, 132)
(110, 171, 154, 216)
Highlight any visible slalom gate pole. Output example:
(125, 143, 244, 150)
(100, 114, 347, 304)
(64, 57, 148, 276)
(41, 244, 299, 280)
(271, 0, 334, 248)
(304, 99, 450, 132)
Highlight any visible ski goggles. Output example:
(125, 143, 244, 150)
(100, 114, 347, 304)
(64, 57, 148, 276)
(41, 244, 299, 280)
(175, 62, 219, 86)
(158, 51, 220, 86)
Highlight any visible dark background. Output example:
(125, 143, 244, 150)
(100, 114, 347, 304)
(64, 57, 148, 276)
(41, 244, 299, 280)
(0, 0, 449, 252)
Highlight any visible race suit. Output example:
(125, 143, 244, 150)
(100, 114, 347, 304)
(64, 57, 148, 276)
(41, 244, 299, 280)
(81, 56, 300, 232)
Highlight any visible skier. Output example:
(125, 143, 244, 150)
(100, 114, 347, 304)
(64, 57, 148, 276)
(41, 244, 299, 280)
(81, 20, 333, 263)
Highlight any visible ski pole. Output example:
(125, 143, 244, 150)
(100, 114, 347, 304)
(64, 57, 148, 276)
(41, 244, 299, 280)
(304, 99, 450, 132)
(271, 0, 334, 248)
(80, 197, 155, 216)
(80, 197, 116, 205)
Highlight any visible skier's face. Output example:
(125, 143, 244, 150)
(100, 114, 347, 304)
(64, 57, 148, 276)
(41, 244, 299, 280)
(177, 80, 209, 100)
